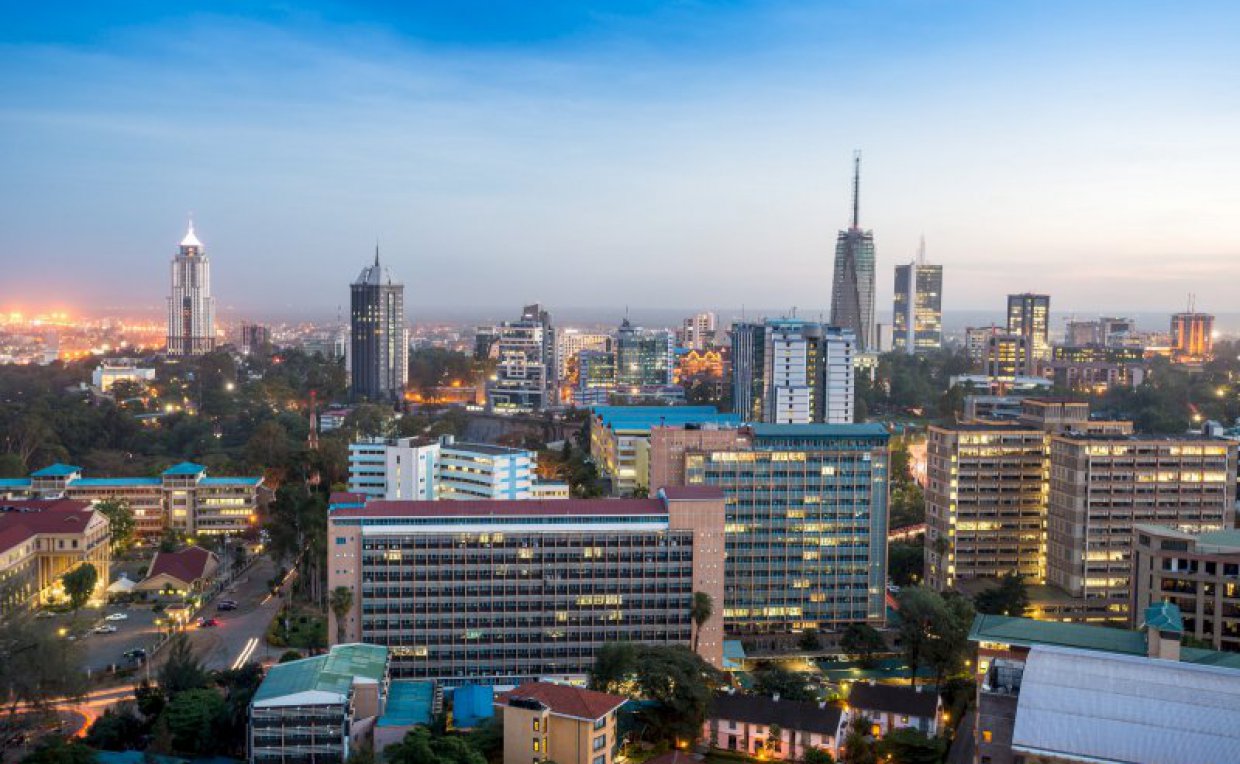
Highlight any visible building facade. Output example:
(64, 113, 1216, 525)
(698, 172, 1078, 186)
(984, 332, 1033, 381)
(0, 462, 261, 537)
(924, 424, 1049, 591)
(1006, 293, 1051, 363)
(615, 320, 675, 389)
(497, 683, 625, 764)
(892, 255, 943, 355)
(327, 489, 726, 684)
(166, 221, 216, 356)
(829, 153, 877, 352)
(1047, 435, 1237, 621)
(350, 248, 408, 401)
(1131, 524, 1240, 653)
(1170, 311, 1214, 362)
(347, 437, 440, 501)
(677, 423, 890, 633)
(0, 499, 109, 614)
(555, 330, 612, 384)
(347, 436, 565, 501)
(488, 304, 556, 412)
(249, 643, 389, 764)
(589, 406, 742, 496)
(680, 312, 718, 350)
(1047, 345, 1146, 392)
(730, 320, 855, 425)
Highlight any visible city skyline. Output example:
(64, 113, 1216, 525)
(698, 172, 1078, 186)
(3, 3, 1240, 314)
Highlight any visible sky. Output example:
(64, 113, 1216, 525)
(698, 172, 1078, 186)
(2, 1, 1239, 321)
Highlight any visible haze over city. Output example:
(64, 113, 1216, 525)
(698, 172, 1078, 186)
(3, 1, 1240, 315)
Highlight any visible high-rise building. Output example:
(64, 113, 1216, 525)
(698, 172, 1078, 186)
(892, 240, 942, 355)
(1047, 434, 1236, 621)
(1171, 311, 1214, 362)
(327, 489, 727, 682)
(678, 423, 891, 633)
(166, 221, 216, 356)
(554, 329, 612, 381)
(730, 319, 854, 425)
(615, 319, 674, 388)
(680, 312, 718, 350)
(589, 406, 742, 495)
(350, 247, 408, 401)
(487, 304, 555, 412)
(1131, 525, 1240, 652)
(238, 323, 271, 355)
(964, 325, 1003, 367)
(1006, 293, 1051, 363)
(984, 332, 1033, 380)
(829, 152, 877, 352)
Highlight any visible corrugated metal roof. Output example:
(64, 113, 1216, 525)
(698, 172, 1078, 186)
(749, 423, 889, 438)
(333, 498, 666, 518)
(31, 463, 82, 477)
(377, 680, 434, 727)
(1012, 645, 1240, 764)
(253, 644, 387, 705)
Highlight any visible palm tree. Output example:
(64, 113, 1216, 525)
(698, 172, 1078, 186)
(690, 591, 713, 653)
(329, 586, 354, 645)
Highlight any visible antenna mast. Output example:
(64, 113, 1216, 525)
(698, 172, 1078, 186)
(851, 150, 862, 229)
(917, 234, 926, 267)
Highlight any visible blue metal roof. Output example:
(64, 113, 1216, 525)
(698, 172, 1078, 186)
(162, 462, 207, 476)
(592, 405, 740, 433)
(378, 680, 435, 727)
(72, 477, 163, 487)
(0, 478, 32, 488)
(199, 477, 261, 486)
(749, 422, 889, 438)
(451, 684, 495, 728)
(1143, 601, 1184, 634)
(31, 463, 82, 477)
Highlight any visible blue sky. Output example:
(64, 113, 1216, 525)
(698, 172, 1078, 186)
(2, 1, 1239, 320)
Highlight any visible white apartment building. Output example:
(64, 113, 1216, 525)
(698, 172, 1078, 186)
(346, 436, 566, 501)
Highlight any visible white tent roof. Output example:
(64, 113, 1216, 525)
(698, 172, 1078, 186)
(107, 575, 137, 593)
(1012, 645, 1240, 764)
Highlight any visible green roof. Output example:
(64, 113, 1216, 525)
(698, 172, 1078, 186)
(749, 423, 889, 438)
(378, 680, 434, 727)
(1194, 528, 1240, 551)
(969, 613, 1240, 670)
(162, 462, 207, 476)
(31, 463, 82, 477)
(253, 644, 387, 704)
(1143, 602, 1184, 634)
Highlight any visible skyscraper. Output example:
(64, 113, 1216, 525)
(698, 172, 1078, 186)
(350, 246, 408, 401)
(615, 319, 674, 388)
(487, 303, 555, 412)
(730, 319, 855, 424)
(892, 239, 943, 355)
(830, 152, 877, 352)
(1007, 293, 1051, 363)
(165, 221, 216, 356)
(1171, 310, 1214, 362)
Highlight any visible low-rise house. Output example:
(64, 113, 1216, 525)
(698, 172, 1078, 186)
(0, 498, 110, 614)
(844, 682, 941, 737)
(495, 682, 626, 764)
(249, 643, 389, 764)
(136, 545, 219, 599)
(703, 691, 844, 761)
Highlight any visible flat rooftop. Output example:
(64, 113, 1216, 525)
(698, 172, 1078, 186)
(332, 498, 668, 519)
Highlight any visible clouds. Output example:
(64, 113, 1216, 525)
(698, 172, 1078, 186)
(0, 1, 1238, 317)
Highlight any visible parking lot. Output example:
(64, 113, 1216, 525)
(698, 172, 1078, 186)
(40, 606, 163, 674)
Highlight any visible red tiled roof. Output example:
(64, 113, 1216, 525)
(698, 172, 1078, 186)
(660, 486, 725, 500)
(332, 498, 666, 519)
(0, 499, 98, 552)
(146, 545, 217, 585)
(329, 491, 367, 505)
(499, 682, 627, 720)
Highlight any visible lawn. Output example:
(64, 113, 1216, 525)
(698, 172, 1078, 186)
(266, 605, 327, 649)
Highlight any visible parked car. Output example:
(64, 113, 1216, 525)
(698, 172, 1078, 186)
(35, 610, 56, 619)
(217, 600, 237, 611)
(93, 625, 118, 634)
(197, 617, 220, 628)
(123, 648, 147, 661)
(105, 612, 129, 621)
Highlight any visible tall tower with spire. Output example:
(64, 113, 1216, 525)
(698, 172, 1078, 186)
(350, 244, 408, 401)
(166, 220, 217, 356)
(829, 151, 877, 351)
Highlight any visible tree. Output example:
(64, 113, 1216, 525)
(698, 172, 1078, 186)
(588, 641, 639, 694)
(245, 420, 291, 471)
(134, 679, 167, 719)
(876, 728, 945, 764)
(754, 665, 816, 702)
(888, 543, 924, 587)
(279, 649, 304, 663)
(764, 723, 783, 757)
(974, 572, 1030, 616)
(690, 591, 713, 654)
(329, 585, 354, 645)
(158, 633, 209, 695)
(839, 624, 887, 669)
(803, 747, 835, 764)
(62, 562, 98, 613)
(385, 726, 486, 764)
(95, 498, 136, 551)
(0, 612, 86, 717)
(85, 701, 145, 750)
(19, 738, 98, 764)
(163, 687, 226, 755)
(897, 586, 975, 688)
(798, 629, 823, 651)
(839, 716, 877, 764)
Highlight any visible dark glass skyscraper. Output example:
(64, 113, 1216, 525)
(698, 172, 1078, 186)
(350, 247, 408, 401)
(830, 152, 877, 352)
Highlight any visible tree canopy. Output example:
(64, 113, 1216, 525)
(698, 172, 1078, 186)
(973, 572, 1030, 617)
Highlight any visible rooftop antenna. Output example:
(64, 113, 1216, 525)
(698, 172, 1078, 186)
(917, 234, 926, 266)
(851, 150, 862, 230)
(374, 239, 380, 267)
(1188, 293, 1196, 313)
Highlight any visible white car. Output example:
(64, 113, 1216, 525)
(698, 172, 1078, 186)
(93, 625, 118, 634)
(104, 612, 129, 621)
